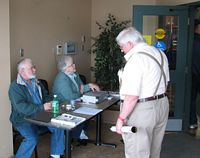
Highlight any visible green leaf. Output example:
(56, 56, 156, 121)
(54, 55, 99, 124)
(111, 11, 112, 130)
(91, 14, 130, 91)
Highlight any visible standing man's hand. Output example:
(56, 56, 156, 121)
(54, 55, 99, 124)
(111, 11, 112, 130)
(116, 95, 138, 134)
(116, 116, 125, 134)
(44, 102, 52, 111)
(80, 85, 84, 94)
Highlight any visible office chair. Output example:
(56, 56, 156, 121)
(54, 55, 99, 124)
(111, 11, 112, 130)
(38, 79, 49, 94)
(79, 74, 87, 85)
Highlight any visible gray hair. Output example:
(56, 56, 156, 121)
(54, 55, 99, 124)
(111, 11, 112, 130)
(57, 56, 73, 72)
(116, 27, 145, 45)
(17, 58, 33, 72)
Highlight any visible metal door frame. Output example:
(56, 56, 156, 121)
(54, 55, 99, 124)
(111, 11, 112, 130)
(133, 5, 189, 131)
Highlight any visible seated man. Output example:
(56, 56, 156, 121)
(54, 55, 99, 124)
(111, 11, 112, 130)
(52, 55, 100, 142)
(9, 58, 64, 158)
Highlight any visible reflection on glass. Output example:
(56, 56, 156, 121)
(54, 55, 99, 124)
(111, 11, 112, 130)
(142, 16, 179, 70)
(163, 16, 178, 70)
(166, 83, 175, 117)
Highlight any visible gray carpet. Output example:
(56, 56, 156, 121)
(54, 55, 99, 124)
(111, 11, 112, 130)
(30, 122, 200, 158)
(161, 131, 200, 158)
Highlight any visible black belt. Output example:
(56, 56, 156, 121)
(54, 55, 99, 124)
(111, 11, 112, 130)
(120, 93, 166, 103)
(138, 93, 166, 103)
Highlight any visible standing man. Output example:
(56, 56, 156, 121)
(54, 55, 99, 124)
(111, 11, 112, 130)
(115, 27, 170, 158)
(9, 58, 64, 158)
(190, 19, 200, 129)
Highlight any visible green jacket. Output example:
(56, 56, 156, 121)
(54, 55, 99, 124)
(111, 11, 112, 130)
(52, 72, 90, 103)
(8, 74, 51, 126)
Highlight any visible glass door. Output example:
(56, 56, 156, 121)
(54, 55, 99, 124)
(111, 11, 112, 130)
(133, 5, 189, 131)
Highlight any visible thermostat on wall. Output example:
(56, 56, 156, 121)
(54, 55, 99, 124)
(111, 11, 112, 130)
(56, 45, 62, 54)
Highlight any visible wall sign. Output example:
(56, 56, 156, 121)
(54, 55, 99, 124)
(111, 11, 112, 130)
(154, 41, 166, 51)
(155, 28, 166, 40)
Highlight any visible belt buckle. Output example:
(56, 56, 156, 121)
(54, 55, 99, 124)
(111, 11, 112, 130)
(155, 95, 159, 99)
(139, 98, 146, 102)
(163, 93, 166, 97)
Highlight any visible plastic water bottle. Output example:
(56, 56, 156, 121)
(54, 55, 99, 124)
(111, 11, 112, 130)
(52, 94, 59, 113)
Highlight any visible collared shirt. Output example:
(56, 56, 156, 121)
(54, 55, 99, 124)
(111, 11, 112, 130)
(119, 42, 170, 100)
(67, 73, 79, 92)
(24, 78, 42, 105)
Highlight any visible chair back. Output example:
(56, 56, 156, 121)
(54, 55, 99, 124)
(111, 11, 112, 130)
(79, 74, 87, 85)
(38, 79, 49, 94)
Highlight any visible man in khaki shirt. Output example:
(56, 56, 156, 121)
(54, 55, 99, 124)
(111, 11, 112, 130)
(115, 27, 169, 158)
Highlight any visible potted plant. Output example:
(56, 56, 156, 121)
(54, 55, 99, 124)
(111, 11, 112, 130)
(91, 14, 130, 91)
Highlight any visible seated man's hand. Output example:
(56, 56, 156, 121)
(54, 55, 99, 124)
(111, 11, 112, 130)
(80, 85, 84, 94)
(89, 83, 100, 91)
(44, 102, 52, 111)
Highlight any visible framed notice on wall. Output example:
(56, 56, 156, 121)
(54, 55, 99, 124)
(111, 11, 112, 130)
(63, 42, 77, 55)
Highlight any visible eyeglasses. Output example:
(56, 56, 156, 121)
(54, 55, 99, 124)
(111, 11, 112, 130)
(67, 63, 75, 68)
(25, 65, 36, 71)
(32, 65, 36, 69)
(119, 43, 128, 49)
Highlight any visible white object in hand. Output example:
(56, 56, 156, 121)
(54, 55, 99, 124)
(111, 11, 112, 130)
(110, 126, 137, 133)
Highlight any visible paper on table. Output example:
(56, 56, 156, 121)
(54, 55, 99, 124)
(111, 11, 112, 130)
(74, 107, 102, 115)
(51, 113, 86, 127)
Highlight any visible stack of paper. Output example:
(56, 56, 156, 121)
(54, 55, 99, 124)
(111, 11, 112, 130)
(81, 91, 109, 104)
(74, 107, 102, 115)
(51, 113, 86, 127)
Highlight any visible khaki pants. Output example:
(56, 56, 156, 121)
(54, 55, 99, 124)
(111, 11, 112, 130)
(122, 97, 169, 158)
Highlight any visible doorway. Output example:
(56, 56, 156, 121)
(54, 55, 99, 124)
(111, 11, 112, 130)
(133, 4, 200, 131)
(188, 6, 200, 129)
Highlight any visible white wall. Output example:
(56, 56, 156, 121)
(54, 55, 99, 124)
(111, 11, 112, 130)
(0, 0, 13, 157)
(1, 0, 199, 157)
(10, 0, 92, 88)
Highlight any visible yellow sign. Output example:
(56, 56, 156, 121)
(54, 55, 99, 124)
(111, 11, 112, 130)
(155, 28, 166, 39)
(143, 35, 152, 45)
